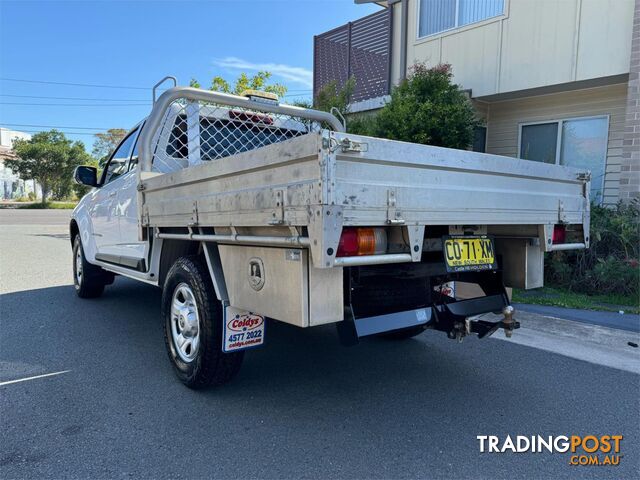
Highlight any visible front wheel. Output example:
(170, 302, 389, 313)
(162, 255, 244, 389)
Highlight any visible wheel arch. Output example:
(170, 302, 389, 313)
(69, 219, 79, 248)
(158, 239, 200, 288)
(157, 239, 228, 302)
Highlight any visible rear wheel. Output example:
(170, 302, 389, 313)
(73, 236, 107, 298)
(162, 255, 244, 388)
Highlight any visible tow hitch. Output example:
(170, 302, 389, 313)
(337, 300, 519, 345)
(337, 265, 520, 345)
(430, 296, 520, 342)
(501, 305, 517, 338)
(466, 306, 520, 339)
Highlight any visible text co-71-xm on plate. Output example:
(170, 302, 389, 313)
(442, 235, 497, 272)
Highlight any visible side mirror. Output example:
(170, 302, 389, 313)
(74, 165, 98, 187)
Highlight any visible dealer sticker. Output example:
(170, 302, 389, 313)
(223, 306, 265, 352)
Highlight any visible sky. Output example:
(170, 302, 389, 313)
(0, 0, 380, 150)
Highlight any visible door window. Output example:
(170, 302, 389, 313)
(102, 130, 138, 184)
(128, 134, 140, 172)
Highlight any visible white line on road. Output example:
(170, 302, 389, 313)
(0, 370, 70, 386)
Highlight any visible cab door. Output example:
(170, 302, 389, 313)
(115, 128, 149, 264)
(89, 130, 137, 257)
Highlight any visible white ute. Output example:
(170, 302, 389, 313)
(71, 79, 591, 388)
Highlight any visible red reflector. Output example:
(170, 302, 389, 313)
(337, 228, 359, 257)
(552, 224, 566, 244)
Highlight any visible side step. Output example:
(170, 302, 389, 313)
(95, 253, 146, 272)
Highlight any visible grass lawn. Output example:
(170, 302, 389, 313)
(513, 286, 639, 314)
(17, 201, 77, 209)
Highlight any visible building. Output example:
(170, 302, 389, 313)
(0, 127, 38, 200)
(313, 0, 640, 205)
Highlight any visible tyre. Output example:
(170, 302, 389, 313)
(162, 255, 244, 389)
(380, 325, 426, 340)
(73, 235, 107, 298)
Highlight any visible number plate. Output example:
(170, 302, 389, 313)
(442, 236, 497, 272)
(223, 306, 265, 352)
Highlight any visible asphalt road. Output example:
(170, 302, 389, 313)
(1, 210, 639, 479)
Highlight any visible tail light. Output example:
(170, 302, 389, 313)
(337, 228, 388, 257)
(552, 224, 566, 244)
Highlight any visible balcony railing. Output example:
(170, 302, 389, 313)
(313, 8, 391, 105)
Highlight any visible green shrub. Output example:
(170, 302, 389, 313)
(545, 201, 640, 298)
(314, 77, 355, 115)
(313, 63, 481, 148)
(371, 63, 480, 149)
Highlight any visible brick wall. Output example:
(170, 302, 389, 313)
(621, 0, 640, 202)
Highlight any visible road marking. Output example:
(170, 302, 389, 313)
(0, 370, 70, 386)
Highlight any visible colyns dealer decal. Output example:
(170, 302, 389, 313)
(477, 435, 624, 466)
(223, 306, 265, 352)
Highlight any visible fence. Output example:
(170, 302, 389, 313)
(313, 9, 391, 104)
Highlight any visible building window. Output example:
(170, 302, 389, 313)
(473, 126, 487, 153)
(418, 0, 504, 38)
(520, 123, 558, 164)
(519, 116, 609, 203)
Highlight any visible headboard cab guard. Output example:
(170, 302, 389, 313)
(137, 86, 345, 177)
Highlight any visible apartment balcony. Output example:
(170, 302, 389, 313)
(313, 8, 391, 107)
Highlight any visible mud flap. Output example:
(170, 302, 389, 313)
(222, 306, 266, 352)
(337, 306, 431, 346)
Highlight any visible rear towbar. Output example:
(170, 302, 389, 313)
(337, 295, 520, 346)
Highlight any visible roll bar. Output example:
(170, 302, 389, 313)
(137, 86, 346, 173)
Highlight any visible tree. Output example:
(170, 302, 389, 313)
(312, 76, 375, 135)
(373, 63, 480, 149)
(313, 76, 355, 115)
(92, 128, 127, 162)
(7, 130, 91, 203)
(191, 71, 287, 98)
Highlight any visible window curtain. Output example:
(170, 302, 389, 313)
(458, 0, 504, 27)
(419, 0, 456, 37)
(419, 0, 504, 37)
